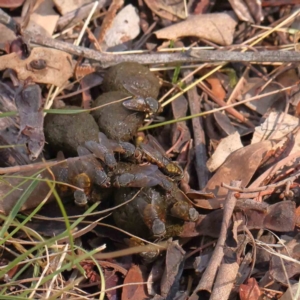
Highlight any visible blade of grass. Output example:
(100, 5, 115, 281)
(0, 201, 100, 279)
(0, 178, 56, 245)
(0, 144, 25, 149)
(20, 247, 101, 298)
(46, 181, 75, 259)
(0, 169, 51, 206)
(139, 84, 294, 130)
(0, 177, 40, 242)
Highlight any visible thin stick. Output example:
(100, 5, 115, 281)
(222, 169, 300, 193)
(139, 85, 295, 130)
(189, 180, 241, 298)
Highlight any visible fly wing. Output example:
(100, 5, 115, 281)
(67, 159, 80, 183)
(84, 141, 106, 161)
(98, 132, 114, 154)
(78, 149, 99, 179)
(147, 134, 169, 157)
(77, 145, 91, 157)
(129, 164, 158, 176)
(122, 97, 148, 112)
(118, 173, 161, 188)
(86, 134, 117, 168)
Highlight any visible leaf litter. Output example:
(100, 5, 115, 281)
(1, 1, 300, 300)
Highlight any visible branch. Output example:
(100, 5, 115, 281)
(2, 8, 300, 68)
(24, 33, 300, 68)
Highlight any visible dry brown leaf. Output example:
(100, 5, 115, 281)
(26, 0, 59, 36)
(102, 4, 140, 51)
(194, 0, 210, 14)
(204, 140, 274, 198)
(0, 0, 25, 8)
(229, 0, 263, 23)
(207, 131, 243, 172)
(280, 283, 300, 300)
(97, 0, 124, 46)
(296, 206, 300, 227)
(154, 11, 238, 46)
(214, 112, 237, 136)
(0, 0, 25, 7)
(181, 201, 296, 238)
(161, 241, 185, 298)
(205, 73, 227, 100)
(0, 47, 73, 86)
(270, 232, 300, 284)
(228, 0, 254, 23)
(235, 201, 295, 232)
(171, 95, 191, 154)
(0, 23, 16, 50)
(121, 265, 147, 300)
(239, 278, 262, 300)
(0, 170, 54, 215)
(252, 112, 299, 144)
(53, 0, 94, 15)
(237, 77, 284, 115)
(190, 198, 224, 210)
(264, 201, 295, 232)
(15, 83, 45, 160)
(144, 0, 186, 22)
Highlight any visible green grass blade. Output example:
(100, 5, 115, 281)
(0, 177, 39, 242)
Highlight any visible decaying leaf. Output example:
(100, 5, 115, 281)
(204, 140, 274, 200)
(144, 0, 186, 22)
(54, 0, 94, 15)
(56, 1, 109, 31)
(239, 278, 262, 300)
(252, 111, 299, 144)
(102, 4, 140, 51)
(0, 169, 54, 215)
(171, 95, 191, 154)
(280, 283, 300, 300)
(0, 23, 16, 51)
(147, 258, 164, 296)
(228, 0, 263, 23)
(270, 233, 300, 284)
(234, 201, 296, 233)
(255, 233, 276, 270)
(207, 131, 243, 172)
(122, 265, 147, 300)
(104, 268, 119, 300)
(154, 11, 238, 46)
(0, 47, 73, 87)
(180, 201, 296, 238)
(160, 240, 185, 299)
(237, 78, 284, 116)
(0, 83, 30, 165)
(15, 83, 45, 160)
(264, 201, 296, 232)
(214, 111, 237, 136)
(0, 0, 24, 7)
(96, 0, 124, 47)
(193, 253, 212, 273)
(25, 0, 59, 36)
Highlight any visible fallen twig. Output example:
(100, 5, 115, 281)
(222, 169, 300, 193)
(185, 72, 209, 189)
(26, 35, 300, 68)
(189, 180, 241, 299)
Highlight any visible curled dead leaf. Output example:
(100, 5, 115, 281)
(270, 233, 300, 284)
(144, 0, 186, 22)
(204, 140, 274, 199)
(239, 278, 262, 300)
(122, 265, 147, 300)
(0, 47, 74, 86)
(154, 11, 238, 46)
